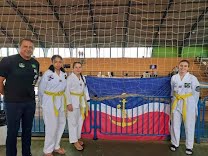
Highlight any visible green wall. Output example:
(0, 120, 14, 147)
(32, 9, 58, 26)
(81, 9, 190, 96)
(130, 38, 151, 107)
(152, 46, 208, 58)
(182, 47, 208, 58)
(152, 47, 178, 57)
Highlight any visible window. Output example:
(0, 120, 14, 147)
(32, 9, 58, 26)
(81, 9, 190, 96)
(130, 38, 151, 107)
(0, 48, 8, 57)
(85, 48, 97, 58)
(91, 48, 97, 58)
(72, 48, 77, 58)
(30, 47, 152, 58)
(99, 48, 110, 58)
(8, 48, 18, 56)
(111, 48, 122, 58)
(138, 47, 152, 58)
(47, 48, 59, 57)
(124, 47, 137, 58)
(33, 48, 44, 57)
(59, 48, 71, 58)
(77, 48, 84, 58)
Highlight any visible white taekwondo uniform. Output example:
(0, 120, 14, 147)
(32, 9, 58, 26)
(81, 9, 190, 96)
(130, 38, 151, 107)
(170, 72, 200, 149)
(66, 72, 90, 143)
(38, 69, 67, 154)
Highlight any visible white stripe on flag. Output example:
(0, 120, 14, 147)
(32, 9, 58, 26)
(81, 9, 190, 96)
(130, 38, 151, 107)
(91, 102, 170, 118)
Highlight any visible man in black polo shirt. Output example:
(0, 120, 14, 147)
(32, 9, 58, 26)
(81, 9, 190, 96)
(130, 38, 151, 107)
(0, 39, 39, 156)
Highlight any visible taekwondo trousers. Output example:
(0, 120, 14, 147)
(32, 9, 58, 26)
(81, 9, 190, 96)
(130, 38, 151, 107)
(171, 106, 196, 149)
(42, 105, 66, 154)
(67, 108, 83, 143)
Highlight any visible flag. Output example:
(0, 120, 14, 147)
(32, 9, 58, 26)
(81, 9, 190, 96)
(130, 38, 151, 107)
(83, 76, 171, 140)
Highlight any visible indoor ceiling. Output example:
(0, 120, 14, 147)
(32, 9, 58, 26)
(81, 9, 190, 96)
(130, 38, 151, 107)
(0, 0, 207, 49)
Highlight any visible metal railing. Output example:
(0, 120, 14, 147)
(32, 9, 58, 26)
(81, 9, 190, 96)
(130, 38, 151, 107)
(1, 95, 207, 142)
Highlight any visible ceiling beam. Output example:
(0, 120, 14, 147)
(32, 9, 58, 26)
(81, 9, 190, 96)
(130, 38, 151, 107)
(123, 0, 132, 48)
(178, 7, 208, 56)
(1, 1, 207, 8)
(1, 18, 203, 23)
(47, 0, 71, 48)
(87, 0, 98, 48)
(152, 0, 173, 47)
(6, 0, 45, 48)
(0, 26, 18, 48)
(1, 10, 207, 16)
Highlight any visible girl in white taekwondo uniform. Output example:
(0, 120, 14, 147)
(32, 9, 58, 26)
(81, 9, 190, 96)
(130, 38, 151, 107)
(38, 55, 67, 156)
(66, 62, 90, 151)
(170, 60, 200, 155)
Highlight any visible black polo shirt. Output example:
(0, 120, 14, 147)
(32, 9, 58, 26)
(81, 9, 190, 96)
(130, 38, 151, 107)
(0, 54, 39, 102)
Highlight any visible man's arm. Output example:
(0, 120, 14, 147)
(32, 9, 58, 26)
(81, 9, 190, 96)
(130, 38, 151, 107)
(0, 76, 5, 95)
(0, 57, 10, 95)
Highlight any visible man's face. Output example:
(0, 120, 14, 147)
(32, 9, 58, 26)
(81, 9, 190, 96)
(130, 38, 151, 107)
(19, 40, 34, 59)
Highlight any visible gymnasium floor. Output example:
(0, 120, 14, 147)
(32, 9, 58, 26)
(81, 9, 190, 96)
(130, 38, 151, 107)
(0, 138, 208, 156)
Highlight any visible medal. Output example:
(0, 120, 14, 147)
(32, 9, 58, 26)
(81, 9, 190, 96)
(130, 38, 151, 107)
(80, 83, 82, 86)
(59, 80, 62, 82)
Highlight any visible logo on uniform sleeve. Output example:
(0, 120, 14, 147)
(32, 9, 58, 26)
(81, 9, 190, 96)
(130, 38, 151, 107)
(19, 63, 25, 68)
(184, 83, 191, 88)
(195, 86, 200, 92)
(31, 64, 36, 68)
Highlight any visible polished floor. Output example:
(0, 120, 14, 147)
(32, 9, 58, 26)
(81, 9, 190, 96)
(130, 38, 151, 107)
(0, 138, 208, 156)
